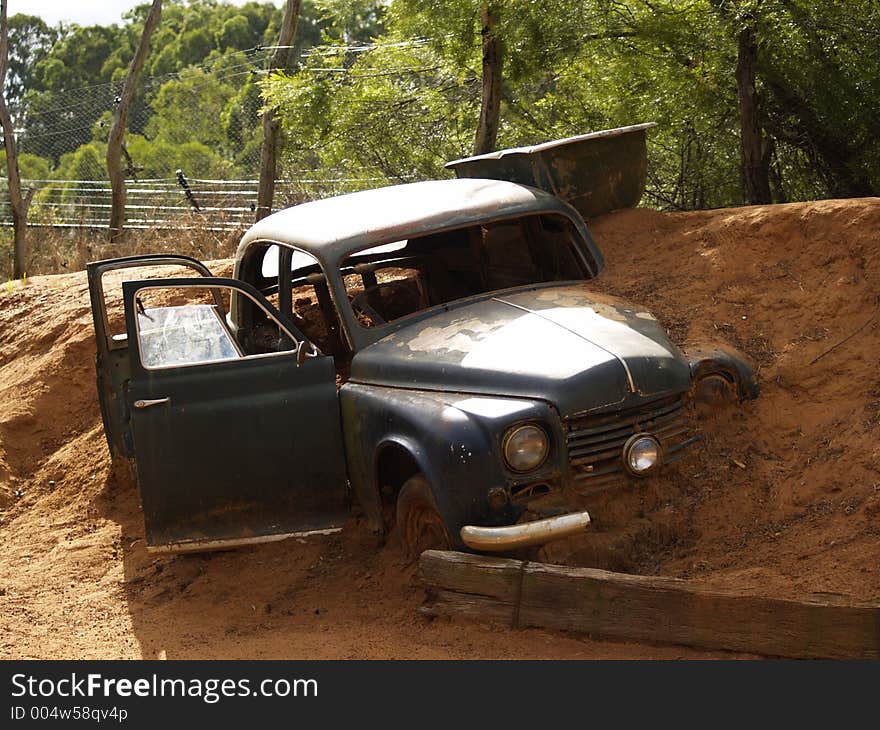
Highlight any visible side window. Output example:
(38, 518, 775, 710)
(336, 214, 590, 332)
(535, 215, 591, 279)
(133, 284, 297, 369)
(238, 243, 342, 356)
(288, 252, 339, 354)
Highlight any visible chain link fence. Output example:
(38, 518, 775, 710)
(1, 45, 402, 241)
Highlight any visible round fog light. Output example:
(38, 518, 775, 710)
(623, 434, 661, 476)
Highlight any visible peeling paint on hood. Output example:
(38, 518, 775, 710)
(350, 284, 691, 416)
(495, 285, 690, 398)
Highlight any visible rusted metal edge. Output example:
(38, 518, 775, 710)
(145, 526, 342, 554)
(445, 123, 658, 167)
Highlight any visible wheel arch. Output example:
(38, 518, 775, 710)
(687, 346, 760, 402)
(371, 436, 466, 536)
(341, 383, 518, 538)
(374, 438, 423, 506)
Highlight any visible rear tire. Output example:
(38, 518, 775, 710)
(395, 473, 451, 558)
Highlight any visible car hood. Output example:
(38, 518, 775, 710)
(349, 284, 691, 416)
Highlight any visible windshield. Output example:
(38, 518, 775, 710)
(336, 213, 590, 329)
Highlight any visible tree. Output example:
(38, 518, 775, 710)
(758, 0, 879, 198)
(32, 24, 124, 90)
(106, 0, 162, 242)
(710, 0, 771, 204)
(147, 66, 236, 148)
(315, 0, 386, 43)
(0, 0, 33, 279)
(6, 14, 56, 119)
(0, 151, 51, 181)
(256, 0, 301, 221)
(176, 27, 212, 68)
(734, 7, 771, 204)
(474, 2, 502, 155)
(216, 15, 253, 51)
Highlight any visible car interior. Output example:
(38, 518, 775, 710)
(234, 213, 595, 370)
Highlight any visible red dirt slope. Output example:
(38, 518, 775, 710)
(584, 198, 880, 599)
(0, 197, 878, 658)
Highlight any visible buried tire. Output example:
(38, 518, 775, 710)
(395, 473, 452, 558)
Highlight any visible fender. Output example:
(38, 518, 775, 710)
(339, 382, 562, 537)
(687, 346, 760, 402)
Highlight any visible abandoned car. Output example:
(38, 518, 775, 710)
(87, 130, 757, 556)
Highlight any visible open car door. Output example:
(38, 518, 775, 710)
(88, 255, 217, 464)
(118, 275, 349, 552)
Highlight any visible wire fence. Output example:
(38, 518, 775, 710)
(0, 174, 398, 232)
(1, 39, 439, 241)
(15, 47, 274, 172)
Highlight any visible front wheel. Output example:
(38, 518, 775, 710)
(395, 473, 452, 558)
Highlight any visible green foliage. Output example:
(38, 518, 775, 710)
(262, 40, 478, 187)
(42, 144, 109, 209)
(222, 78, 263, 158)
(263, 0, 880, 208)
(6, 0, 880, 212)
(33, 25, 128, 91)
(146, 66, 236, 149)
(56, 144, 107, 183)
(124, 134, 229, 178)
(755, 0, 880, 197)
(18, 154, 52, 181)
(10, 0, 354, 174)
(5, 14, 57, 117)
(315, 0, 387, 42)
(0, 152, 52, 180)
(177, 28, 215, 68)
(216, 15, 254, 51)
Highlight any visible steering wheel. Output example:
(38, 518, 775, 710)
(350, 287, 387, 325)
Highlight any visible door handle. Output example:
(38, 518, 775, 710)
(134, 397, 170, 409)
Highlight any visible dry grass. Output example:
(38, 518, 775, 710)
(1, 218, 246, 282)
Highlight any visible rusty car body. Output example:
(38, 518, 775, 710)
(87, 126, 757, 555)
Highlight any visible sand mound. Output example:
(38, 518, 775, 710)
(1, 197, 878, 658)
(583, 198, 880, 597)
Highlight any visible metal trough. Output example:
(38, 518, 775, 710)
(445, 122, 656, 219)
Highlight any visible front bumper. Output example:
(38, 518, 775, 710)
(459, 510, 591, 552)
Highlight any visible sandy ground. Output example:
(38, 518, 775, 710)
(1, 197, 878, 659)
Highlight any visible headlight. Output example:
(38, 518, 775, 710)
(623, 434, 661, 476)
(503, 424, 549, 472)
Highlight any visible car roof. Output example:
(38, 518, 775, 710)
(235, 177, 578, 263)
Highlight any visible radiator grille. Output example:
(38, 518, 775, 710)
(564, 394, 697, 492)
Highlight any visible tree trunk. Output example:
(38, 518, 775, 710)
(735, 18, 772, 205)
(106, 0, 161, 243)
(256, 0, 301, 222)
(474, 3, 503, 156)
(0, 0, 32, 278)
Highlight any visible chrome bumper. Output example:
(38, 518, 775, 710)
(459, 510, 591, 552)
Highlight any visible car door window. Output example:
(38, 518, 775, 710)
(138, 304, 242, 368)
(132, 282, 302, 369)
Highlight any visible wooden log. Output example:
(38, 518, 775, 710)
(419, 551, 880, 659)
